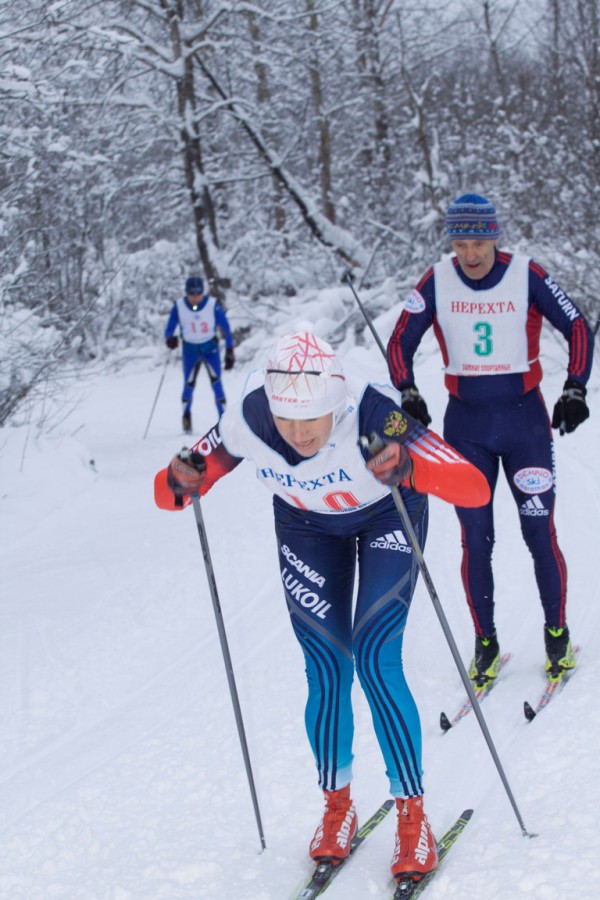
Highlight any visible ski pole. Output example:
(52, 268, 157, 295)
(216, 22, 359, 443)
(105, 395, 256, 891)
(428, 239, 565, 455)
(347, 268, 535, 835)
(143, 354, 170, 440)
(187, 485, 267, 851)
(341, 269, 388, 359)
(361, 432, 536, 838)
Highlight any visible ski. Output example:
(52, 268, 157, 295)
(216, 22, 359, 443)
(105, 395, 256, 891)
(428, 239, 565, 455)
(523, 648, 579, 721)
(294, 799, 394, 899)
(440, 653, 512, 732)
(392, 809, 473, 898)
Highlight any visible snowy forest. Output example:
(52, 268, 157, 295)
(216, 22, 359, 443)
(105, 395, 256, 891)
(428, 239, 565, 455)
(3, 4, 600, 898)
(2, 0, 600, 426)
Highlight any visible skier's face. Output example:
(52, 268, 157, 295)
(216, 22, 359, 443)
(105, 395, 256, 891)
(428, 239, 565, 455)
(273, 413, 334, 457)
(451, 239, 497, 280)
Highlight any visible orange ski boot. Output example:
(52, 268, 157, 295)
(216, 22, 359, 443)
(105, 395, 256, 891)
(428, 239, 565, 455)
(391, 796, 438, 883)
(309, 784, 358, 864)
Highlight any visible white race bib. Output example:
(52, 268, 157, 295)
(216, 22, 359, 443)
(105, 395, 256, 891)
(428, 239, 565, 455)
(434, 255, 531, 375)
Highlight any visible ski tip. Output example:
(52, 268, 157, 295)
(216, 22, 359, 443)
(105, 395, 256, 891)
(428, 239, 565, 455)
(459, 809, 474, 823)
(523, 700, 536, 722)
(439, 711, 452, 732)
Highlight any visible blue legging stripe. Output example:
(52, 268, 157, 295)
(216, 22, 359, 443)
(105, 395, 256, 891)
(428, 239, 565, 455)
(355, 601, 422, 796)
(291, 615, 344, 790)
(274, 493, 428, 795)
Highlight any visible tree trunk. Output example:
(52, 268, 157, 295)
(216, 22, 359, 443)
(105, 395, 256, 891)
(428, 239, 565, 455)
(161, 0, 224, 299)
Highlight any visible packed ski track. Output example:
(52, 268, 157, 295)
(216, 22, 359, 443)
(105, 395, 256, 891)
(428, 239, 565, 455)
(1, 292, 599, 900)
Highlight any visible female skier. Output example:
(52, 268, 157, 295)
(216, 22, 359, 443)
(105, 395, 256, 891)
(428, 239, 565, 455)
(154, 331, 490, 887)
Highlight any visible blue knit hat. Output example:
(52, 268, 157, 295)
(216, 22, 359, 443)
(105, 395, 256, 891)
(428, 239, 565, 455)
(185, 275, 204, 295)
(446, 194, 500, 240)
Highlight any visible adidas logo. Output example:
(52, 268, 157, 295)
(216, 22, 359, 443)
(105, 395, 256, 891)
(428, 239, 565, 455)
(370, 530, 412, 552)
(520, 495, 549, 517)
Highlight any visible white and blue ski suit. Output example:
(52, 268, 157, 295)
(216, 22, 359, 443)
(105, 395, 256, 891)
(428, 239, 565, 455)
(155, 370, 490, 796)
(165, 294, 234, 417)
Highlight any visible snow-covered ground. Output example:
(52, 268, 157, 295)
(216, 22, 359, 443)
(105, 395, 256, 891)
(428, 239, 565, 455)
(1, 286, 599, 900)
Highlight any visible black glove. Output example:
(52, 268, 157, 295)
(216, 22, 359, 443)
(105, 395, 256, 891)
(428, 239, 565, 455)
(551, 379, 589, 435)
(224, 346, 235, 370)
(400, 384, 431, 426)
(166, 335, 179, 350)
(167, 450, 206, 496)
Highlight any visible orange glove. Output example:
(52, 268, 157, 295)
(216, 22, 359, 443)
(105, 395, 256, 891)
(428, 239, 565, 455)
(366, 441, 412, 486)
(167, 451, 206, 497)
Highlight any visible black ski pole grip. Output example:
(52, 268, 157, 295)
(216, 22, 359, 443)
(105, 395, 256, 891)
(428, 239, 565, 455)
(359, 432, 385, 457)
(173, 446, 190, 507)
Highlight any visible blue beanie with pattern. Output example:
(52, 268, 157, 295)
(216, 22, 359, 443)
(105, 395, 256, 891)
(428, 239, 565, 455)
(446, 194, 500, 240)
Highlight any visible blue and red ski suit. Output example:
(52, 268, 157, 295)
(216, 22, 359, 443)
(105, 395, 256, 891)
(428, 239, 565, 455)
(388, 250, 594, 638)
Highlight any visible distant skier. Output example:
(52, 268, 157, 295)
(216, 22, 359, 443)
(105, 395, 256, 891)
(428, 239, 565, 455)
(154, 332, 490, 887)
(387, 193, 594, 687)
(164, 274, 235, 432)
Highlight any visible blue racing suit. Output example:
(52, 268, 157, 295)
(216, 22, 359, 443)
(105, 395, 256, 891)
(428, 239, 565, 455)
(388, 250, 594, 637)
(165, 294, 234, 417)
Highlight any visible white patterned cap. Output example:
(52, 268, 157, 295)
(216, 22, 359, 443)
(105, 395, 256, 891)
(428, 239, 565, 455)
(265, 333, 347, 419)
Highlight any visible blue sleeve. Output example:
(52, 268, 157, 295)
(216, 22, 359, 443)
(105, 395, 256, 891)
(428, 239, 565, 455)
(387, 267, 436, 389)
(164, 303, 179, 339)
(357, 385, 427, 457)
(215, 303, 234, 347)
(529, 263, 594, 385)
